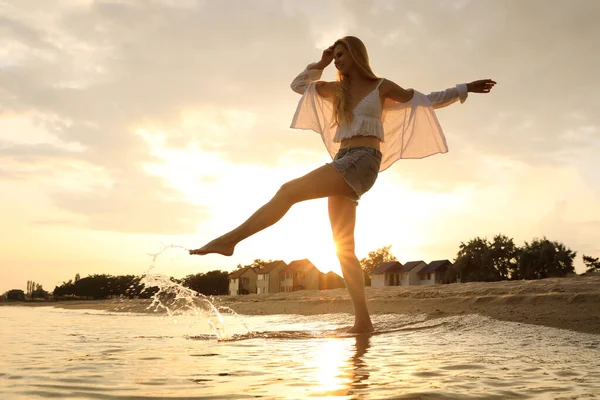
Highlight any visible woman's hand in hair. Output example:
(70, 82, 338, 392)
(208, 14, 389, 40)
(313, 45, 335, 70)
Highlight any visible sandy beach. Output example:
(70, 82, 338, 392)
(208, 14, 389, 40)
(4, 275, 600, 335)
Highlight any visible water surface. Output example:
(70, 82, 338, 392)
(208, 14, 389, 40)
(1, 306, 599, 399)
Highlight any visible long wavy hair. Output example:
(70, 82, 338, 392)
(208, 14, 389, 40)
(332, 36, 379, 127)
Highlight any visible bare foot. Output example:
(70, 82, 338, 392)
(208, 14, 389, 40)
(347, 322, 374, 334)
(189, 236, 236, 256)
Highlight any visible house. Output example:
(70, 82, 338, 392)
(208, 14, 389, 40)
(320, 271, 346, 290)
(398, 260, 427, 286)
(370, 261, 403, 287)
(228, 266, 258, 295)
(418, 260, 453, 285)
(256, 260, 287, 294)
(279, 259, 321, 292)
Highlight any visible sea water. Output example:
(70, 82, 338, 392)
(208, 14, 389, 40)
(2, 246, 599, 399)
(1, 306, 599, 399)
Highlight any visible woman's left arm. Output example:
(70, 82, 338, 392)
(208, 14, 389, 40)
(379, 79, 415, 103)
(381, 78, 496, 109)
(427, 79, 497, 109)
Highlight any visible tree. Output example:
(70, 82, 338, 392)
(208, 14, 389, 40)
(517, 237, 576, 280)
(52, 274, 161, 299)
(72, 274, 112, 299)
(236, 259, 273, 270)
(32, 285, 49, 300)
(449, 237, 494, 282)
(490, 234, 519, 280)
(359, 245, 397, 286)
(6, 289, 25, 301)
(448, 235, 518, 283)
(25, 280, 46, 299)
(583, 255, 600, 273)
(26, 280, 37, 299)
(53, 279, 75, 298)
(182, 270, 229, 295)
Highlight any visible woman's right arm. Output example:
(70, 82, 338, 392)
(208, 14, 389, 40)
(290, 47, 337, 99)
(290, 64, 324, 94)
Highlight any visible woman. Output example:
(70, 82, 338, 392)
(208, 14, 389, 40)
(190, 36, 496, 333)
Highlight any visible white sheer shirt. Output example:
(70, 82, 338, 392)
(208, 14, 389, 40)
(290, 64, 468, 172)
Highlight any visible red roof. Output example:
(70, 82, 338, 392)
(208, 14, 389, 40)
(399, 261, 426, 272)
(371, 261, 402, 275)
(281, 259, 317, 273)
(228, 266, 259, 279)
(257, 260, 287, 274)
(418, 260, 452, 275)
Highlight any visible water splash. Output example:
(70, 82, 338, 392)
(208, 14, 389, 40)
(138, 243, 249, 341)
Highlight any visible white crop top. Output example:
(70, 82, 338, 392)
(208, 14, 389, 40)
(333, 78, 385, 143)
(290, 63, 468, 172)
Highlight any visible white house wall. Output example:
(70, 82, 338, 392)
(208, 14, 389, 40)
(408, 265, 426, 285)
(229, 279, 239, 296)
(256, 276, 268, 294)
(371, 274, 385, 287)
(268, 265, 286, 293)
(419, 270, 437, 285)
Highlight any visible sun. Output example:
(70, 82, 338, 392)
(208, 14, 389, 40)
(270, 200, 345, 276)
(305, 237, 343, 276)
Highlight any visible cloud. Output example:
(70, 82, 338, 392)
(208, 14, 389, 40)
(0, 0, 318, 234)
(0, 141, 82, 160)
(1, 0, 599, 237)
(0, 168, 22, 181)
(46, 170, 208, 234)
(333, 0, 600, 162)
(0, 15, 56, 52)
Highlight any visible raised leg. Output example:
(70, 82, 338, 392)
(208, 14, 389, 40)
(190, 164, 355, 256)
(328, 195, 373, 333)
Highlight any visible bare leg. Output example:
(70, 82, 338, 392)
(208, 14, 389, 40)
(328, 195, 373, 333)
(190, 164, 355, 255)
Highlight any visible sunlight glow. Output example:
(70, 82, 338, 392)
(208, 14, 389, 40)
(301, 234, 341, 276)
(2, 0, 599, 297)
(136, 126, 346, 274)
(136, 128, 231, 203)
(311, 339, 350, 395)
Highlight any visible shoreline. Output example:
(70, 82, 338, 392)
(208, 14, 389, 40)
(3, 275, 599, 335)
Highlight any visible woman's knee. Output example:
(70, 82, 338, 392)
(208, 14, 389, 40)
(276, 180, 303, 204)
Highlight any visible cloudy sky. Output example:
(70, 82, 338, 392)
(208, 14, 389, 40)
(1, 0, 598, 293)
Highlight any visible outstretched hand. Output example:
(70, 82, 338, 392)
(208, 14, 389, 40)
(467, 79, 497, 93)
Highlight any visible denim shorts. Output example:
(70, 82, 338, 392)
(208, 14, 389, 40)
(327, 146, 382, 204)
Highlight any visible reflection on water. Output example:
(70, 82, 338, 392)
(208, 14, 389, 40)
(1, 307, 599, 399)
(307, 335, 371, 398)
(351, 335, 371, 390)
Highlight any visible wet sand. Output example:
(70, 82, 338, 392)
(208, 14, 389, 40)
(3, 275, 599, 335)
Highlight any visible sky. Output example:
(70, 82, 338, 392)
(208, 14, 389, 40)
(1, 0, 599, 294)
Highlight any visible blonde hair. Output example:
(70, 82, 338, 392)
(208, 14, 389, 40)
(332, 36, 379, 127)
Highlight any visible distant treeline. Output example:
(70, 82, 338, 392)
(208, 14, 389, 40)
(449, 235, 579, 282)
(51, 271, 230, 300)
(358, 235, 599, 285)
(2, 234, 599, 301)
(2, 271, 230, 301)
(53, 274, 155, 300)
